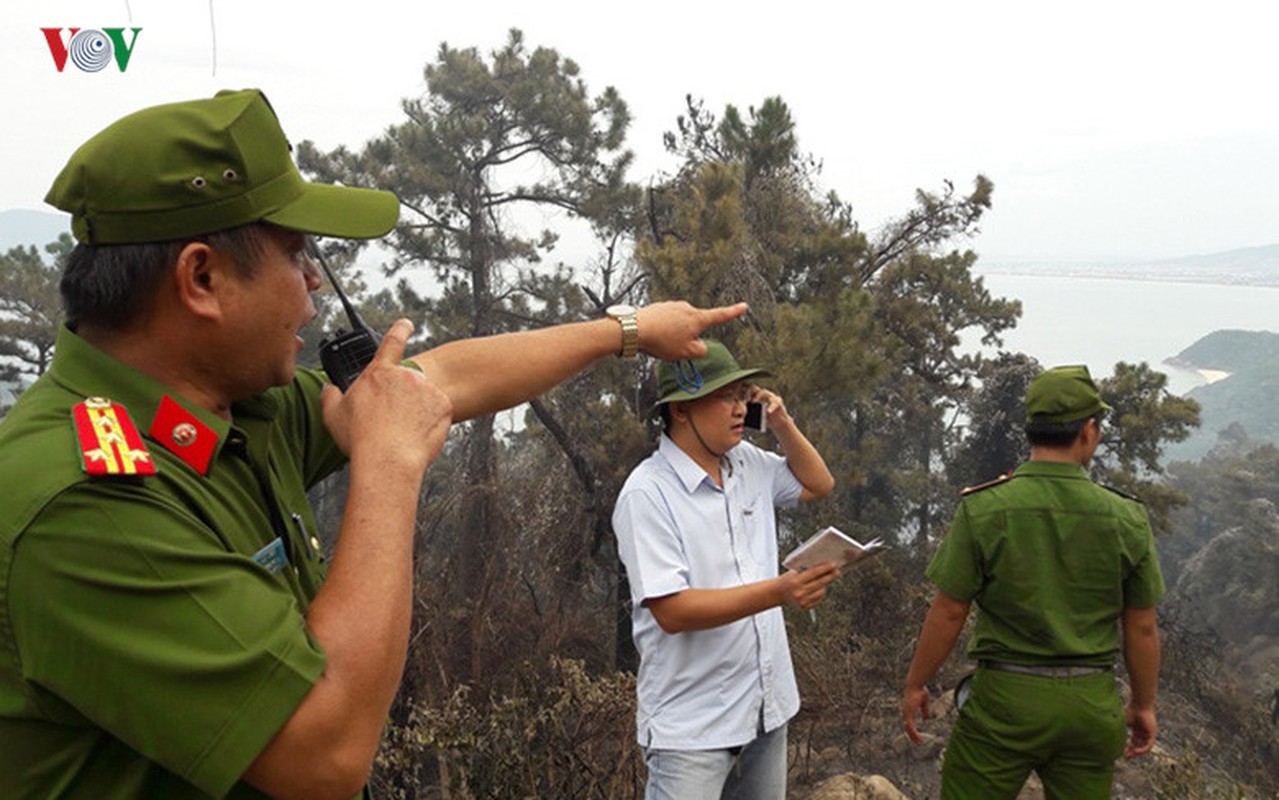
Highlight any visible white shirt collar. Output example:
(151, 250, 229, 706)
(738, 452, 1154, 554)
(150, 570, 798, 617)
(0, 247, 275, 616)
(659, 433, 739, 494)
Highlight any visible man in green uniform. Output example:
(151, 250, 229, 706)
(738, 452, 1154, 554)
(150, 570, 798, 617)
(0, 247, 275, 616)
(0, 89, 746, 799)
(900, 365, 1163, 800)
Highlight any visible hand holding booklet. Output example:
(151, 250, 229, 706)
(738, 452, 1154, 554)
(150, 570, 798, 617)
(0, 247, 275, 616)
(783, 526, 887, 571)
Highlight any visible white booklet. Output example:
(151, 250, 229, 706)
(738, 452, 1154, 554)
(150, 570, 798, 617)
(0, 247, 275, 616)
(783, 526, 887, 571)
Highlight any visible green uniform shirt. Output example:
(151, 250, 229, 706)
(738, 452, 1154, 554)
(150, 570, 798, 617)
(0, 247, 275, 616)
(0, 326, 344, 798)
(927, 460, 1165, 667)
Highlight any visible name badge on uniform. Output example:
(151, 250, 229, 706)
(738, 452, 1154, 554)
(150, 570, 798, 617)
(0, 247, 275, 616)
(252, 538, 289, 573)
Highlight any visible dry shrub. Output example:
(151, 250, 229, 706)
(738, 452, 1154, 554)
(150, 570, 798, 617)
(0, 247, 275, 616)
(786, 551, 949, 785)
(373, 657, 641, 799)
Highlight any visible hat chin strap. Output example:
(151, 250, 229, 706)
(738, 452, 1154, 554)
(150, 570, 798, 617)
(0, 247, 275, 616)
(687, 416, 732, 478)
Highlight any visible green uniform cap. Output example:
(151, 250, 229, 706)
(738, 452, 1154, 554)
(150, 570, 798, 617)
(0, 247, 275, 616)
(1025, 364, 1113, 423)
(655, 340, 770, 404)
(45, 88, 399, 244)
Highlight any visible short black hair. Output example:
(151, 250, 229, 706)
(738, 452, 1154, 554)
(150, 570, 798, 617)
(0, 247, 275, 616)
(658, 403, 673, 434)
(61, 223, 275, 331)
(1025, 410, 1105, 447)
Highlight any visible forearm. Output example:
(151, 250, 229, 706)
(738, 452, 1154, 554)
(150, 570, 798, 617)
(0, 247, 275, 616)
(647, 579, 786, 633)
(771, 420, 835, 499)
(306, 461, 422, 733)
(904, 590, 971, 691)
(247, 460, 423, 798)
(411, 319, 618, 422)
(409, 300, 749, 423)
(1122, 606, 1161, 709)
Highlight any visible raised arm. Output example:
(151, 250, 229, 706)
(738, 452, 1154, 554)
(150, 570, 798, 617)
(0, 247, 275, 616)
(411, 301, 748, 422)
(751, 386, 834, 502)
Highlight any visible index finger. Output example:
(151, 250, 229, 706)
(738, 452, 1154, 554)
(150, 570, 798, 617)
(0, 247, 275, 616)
(700, 302, 749, 328)
(374, 318, 414, 365)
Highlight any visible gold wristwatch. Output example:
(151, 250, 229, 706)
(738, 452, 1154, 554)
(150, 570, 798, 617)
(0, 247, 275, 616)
(606, 304, 639, 359)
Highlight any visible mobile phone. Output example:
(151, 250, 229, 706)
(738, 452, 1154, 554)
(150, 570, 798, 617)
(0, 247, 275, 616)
(744, 401, 767, 432)
(312, 244, 379, 392)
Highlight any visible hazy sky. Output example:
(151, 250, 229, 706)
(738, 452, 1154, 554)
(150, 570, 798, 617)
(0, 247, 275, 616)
(3, 1, 1276, 262)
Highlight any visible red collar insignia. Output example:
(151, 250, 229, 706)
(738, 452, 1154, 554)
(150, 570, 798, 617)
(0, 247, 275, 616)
(72, 397, 157, 477)
(147, 395, 219, 476)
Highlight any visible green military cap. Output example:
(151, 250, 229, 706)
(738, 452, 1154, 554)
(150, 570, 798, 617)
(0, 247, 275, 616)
(655, 340, 770, 405)
(1025, 365, 1113, 423)
(45, 88, 399, 244)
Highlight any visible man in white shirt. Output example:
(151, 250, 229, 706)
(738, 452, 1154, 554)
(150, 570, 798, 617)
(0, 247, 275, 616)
(612, 341, 839, 799)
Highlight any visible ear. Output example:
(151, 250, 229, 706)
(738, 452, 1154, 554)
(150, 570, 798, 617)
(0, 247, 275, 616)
(669, 401, 690, 425)
(1079, 416, 1102, 445)
(172, 241, 229, 321)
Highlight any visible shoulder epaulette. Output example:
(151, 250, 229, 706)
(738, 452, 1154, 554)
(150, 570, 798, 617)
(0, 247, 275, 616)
(1101, 484, 1144, 503)
(961, 472, 1013, 496)
(72, 397, 156, 477)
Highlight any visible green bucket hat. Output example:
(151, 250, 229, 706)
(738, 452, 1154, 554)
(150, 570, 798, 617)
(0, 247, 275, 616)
(1025, 365, 1114, 424)
(45, 88, 399, 244)
(655, 340, 771, 405)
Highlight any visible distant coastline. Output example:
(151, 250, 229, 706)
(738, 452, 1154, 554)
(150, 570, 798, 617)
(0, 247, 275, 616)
(1164, 356, 1234, 384)
(976, 266, 1279, 289)
(978, 244, 1279, 289)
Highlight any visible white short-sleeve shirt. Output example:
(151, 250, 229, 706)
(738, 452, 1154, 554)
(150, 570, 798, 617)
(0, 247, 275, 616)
(612, 435, 804, 750)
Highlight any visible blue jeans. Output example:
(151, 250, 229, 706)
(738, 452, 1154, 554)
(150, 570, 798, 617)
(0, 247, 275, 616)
(642, 723, 787, 800)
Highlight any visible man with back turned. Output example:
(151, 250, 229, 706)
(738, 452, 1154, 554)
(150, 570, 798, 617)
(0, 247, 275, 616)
(0, 88, 745, 799)
(900, 364, 1164, 799)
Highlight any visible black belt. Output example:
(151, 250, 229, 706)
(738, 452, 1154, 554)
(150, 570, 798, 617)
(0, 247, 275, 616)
(980, 660, 1112, 678)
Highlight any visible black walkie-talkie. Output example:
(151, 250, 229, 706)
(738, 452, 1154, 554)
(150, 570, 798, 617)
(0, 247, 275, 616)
(312, 244, 379, 392)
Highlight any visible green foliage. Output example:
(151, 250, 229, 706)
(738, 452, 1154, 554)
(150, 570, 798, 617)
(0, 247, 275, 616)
(299, 28, 639, 335)
(862, 249, 1021, 541)
(863, 175, 995, 285)
(1166, 443, 1279, 581)
(640, 161, 751, 309)
(1100, 363, 1202, 474)
(949, 352, 1040, 486)
(0, 236, 69, 393)
(1093, 362, 1201, 533)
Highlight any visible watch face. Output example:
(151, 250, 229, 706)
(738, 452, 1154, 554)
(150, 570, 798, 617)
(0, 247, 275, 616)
(607, 304, 637, 317)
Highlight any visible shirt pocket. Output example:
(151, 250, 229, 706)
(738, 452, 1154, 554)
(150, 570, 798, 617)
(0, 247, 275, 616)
(735, 493, 772, 571)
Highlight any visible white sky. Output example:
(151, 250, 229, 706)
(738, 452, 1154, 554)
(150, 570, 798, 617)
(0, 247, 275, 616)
(3, 0, 1277, 262)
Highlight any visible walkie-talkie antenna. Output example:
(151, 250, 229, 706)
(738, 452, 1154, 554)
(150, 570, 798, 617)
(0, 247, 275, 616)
(308, 241, 366, 328)
(311, 241, 380, 392)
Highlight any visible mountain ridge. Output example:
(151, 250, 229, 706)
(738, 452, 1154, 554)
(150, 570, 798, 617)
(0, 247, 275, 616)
(980, 243, 1279, 286)
(1165, 330, 1279, 461)
(0, 209, 70, 252)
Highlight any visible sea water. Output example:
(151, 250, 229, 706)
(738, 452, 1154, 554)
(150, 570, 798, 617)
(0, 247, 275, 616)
(968, 273, 1279, 396)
